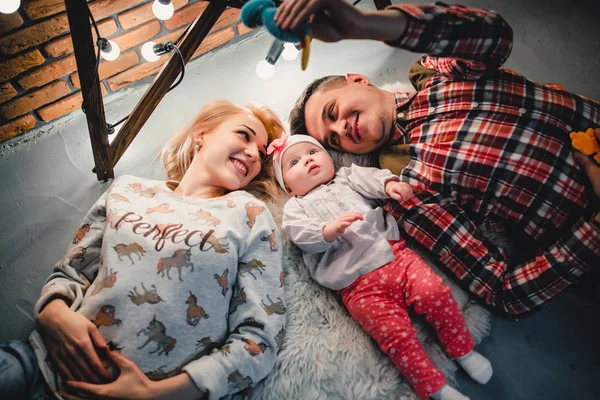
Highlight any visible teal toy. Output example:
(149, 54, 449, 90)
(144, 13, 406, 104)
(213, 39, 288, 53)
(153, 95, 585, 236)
(240, 0, 309, 43)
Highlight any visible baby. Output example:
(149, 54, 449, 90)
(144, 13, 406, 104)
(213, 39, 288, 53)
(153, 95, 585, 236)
(270, 135, 492, 400)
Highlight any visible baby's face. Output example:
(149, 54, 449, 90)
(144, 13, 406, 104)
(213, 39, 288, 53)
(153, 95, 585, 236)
(281, 142, 335, 196)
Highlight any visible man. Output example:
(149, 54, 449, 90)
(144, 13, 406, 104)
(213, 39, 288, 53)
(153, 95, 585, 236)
(277, 0, 600, 316)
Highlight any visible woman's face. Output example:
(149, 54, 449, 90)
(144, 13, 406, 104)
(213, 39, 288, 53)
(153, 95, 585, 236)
(195, 113, 269, 191)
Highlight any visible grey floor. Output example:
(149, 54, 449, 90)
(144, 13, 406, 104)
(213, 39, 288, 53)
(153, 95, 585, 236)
(457, 285, 600, 399)
(1, 0, 599, 399)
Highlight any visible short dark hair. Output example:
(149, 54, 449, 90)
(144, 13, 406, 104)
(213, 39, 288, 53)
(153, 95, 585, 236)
(289, 75, 346, 137)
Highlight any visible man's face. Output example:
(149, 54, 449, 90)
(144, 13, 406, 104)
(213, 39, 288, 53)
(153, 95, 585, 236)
(304, 74, 396, 154)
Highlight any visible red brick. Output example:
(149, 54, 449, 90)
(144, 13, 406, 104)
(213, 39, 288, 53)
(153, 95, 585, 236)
(89, 0, 146, 21)
(107, 55, 169, 91)
(236, 22, 255, 36)
(0, 50, 45, 82)
(113, 20, 161, 53)
(110, 27, 236, 92)
(0, 82, 18, 104)
(0, 114, 36, 143)
(164, 1, 208, 31)
(42, 18, 118, 58)
(119, 0, 188, 30)
(22, 0, 65, 20)
(192, 27, 235, 59)
(37, 84, 108, 122)
(211, 8, 240, 32)
(0, 13, 70, 56)
(70, 50, 140, 88)
(17, 55, 77, 90)
(0, 11, 24, 35)
(155, 27, 186, 45)
(0, 80, 71, 120)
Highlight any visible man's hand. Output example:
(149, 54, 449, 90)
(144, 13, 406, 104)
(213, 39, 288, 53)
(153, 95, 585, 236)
(37, 299, 112, 384)
(275, 0, 365, 42)
(574, 127, 600, 199)
(385, 180, 413, 202)
(275, 0, 407, 43)
(323, 212, 363, 242)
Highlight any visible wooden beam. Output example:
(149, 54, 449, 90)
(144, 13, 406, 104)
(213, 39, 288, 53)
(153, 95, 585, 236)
(108, 0, 228, 169)
(65, 0, 112, 180)
(372, 0, 392, 10)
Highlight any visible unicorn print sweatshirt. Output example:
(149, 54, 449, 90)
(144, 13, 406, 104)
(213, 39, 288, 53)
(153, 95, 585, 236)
(30, 175, 286, 400)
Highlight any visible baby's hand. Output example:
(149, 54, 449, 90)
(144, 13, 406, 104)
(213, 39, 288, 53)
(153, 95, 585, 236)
(386, 180, 413, 202)
(323, 212, 363, 242)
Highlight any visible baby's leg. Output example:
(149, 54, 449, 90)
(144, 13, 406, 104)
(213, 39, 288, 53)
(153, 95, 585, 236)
(339, 265, 447, 400)
(399, 247, 475, 359)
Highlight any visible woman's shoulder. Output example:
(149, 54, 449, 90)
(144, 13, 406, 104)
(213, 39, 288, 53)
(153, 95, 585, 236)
(111, 174, 160, 185)
(109, 175, 165, 191)
(228, 190, 268, 207)
(229, 191, 280, 226)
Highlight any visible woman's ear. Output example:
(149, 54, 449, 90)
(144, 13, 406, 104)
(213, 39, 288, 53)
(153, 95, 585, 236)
(192, 131, 205, 148)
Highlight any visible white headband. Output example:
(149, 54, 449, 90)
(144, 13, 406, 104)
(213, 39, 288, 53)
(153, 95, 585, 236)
(267, 134, 327, 190)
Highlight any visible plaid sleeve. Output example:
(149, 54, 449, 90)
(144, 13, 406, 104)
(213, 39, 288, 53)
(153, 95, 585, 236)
(384, 189, 599, 316)
(386, 2, 513, 79)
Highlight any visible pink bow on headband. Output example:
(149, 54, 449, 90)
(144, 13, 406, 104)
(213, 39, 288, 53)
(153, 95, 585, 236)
(267, 135, 290, 161)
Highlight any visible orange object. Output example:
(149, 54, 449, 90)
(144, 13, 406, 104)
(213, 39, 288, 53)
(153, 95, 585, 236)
(570, 128, 600, 165)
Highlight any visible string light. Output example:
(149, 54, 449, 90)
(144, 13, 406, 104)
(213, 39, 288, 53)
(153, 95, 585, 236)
(152, 0, 174, 20)
(141, 42, 161, 62)
(99, 39, 120, 61)
(281, 42, 300, 61)
(255, 59, 275, 80)
(0, 0, 20, 14)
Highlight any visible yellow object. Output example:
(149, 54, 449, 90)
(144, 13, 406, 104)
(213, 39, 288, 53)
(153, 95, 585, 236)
(301, 35, 311, 71)
(570, 128, 600, 165)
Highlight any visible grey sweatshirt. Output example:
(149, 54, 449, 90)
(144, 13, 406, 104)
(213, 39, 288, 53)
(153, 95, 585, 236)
(30, 175, 286, 400)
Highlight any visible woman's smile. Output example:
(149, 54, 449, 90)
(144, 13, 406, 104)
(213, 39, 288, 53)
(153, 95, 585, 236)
(230, 157, 249, 176)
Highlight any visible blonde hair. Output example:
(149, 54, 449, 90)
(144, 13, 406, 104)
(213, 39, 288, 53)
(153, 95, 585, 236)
(160, 100, 284, 200)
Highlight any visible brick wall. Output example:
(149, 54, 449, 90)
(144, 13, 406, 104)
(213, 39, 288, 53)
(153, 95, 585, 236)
(0, 0, 255, 143)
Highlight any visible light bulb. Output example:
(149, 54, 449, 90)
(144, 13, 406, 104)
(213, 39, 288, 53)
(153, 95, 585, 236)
(152, 0, 174, 20)
(256, 59, 275, 80)
(100, 40, 120, 61)
(0, 0, 20, 14)
(141, 42, 160, 62)
(281, 43, 299, 61)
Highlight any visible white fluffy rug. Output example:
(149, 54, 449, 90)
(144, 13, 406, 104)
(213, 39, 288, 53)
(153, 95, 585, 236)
(251, 81, 493, 400)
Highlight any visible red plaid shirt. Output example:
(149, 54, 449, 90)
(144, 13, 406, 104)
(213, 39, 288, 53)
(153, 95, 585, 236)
(382, 3, 600, 316)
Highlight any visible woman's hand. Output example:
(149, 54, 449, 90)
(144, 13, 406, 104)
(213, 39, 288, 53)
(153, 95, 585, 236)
(574, 127, 600, 199)
(37, 298, 111, 384)
(64, 349, 155, 400)
(64, 350, 205, 400)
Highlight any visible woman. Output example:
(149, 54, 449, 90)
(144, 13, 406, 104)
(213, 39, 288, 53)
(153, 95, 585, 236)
(0, 100, 286, 400)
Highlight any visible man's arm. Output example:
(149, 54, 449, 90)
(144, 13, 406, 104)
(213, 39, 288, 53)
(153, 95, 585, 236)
(275, 0, 407, 43)
(386, 189, 600, 316)
(276, 1, 513, 77)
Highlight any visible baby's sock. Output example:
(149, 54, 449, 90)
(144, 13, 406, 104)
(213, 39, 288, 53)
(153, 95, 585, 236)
(456, 350, 493, 384)
(430, 384, 470, 400)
